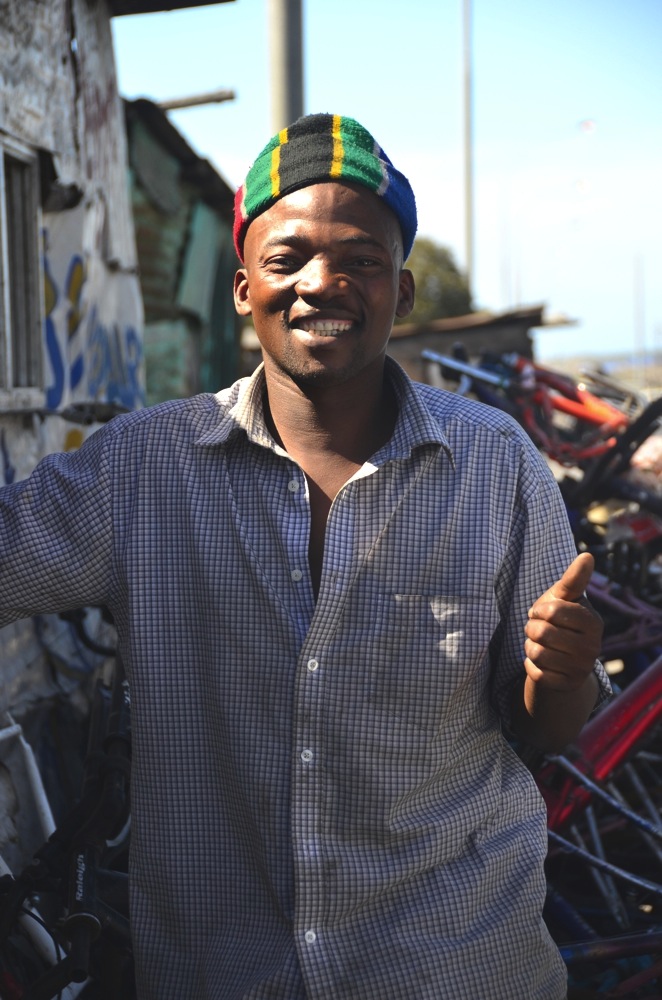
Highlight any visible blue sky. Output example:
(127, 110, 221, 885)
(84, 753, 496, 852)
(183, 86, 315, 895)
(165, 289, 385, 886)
(112, 0, 662, 362)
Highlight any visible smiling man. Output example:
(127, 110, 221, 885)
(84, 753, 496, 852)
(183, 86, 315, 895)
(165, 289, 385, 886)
(0, 113, 607, 999)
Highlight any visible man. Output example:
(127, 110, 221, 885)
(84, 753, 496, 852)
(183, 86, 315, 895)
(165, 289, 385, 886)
(0, 114, 606, 998)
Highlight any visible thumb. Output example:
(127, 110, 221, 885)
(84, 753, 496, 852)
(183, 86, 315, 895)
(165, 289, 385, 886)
(548, 552, 595, 603)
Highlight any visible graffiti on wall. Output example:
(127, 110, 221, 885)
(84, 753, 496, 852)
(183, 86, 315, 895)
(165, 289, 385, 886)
(42, 204, 144, 413)
(43, 249, 144, 411)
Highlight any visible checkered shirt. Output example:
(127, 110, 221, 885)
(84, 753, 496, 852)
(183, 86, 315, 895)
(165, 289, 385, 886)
(0, 358, 610, 999)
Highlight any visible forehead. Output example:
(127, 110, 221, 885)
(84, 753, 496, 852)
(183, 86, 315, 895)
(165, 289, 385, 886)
(243, 182, 402, 257)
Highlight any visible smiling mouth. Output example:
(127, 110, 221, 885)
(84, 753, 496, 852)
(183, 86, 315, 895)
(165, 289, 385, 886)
(291, 318, 355, 338)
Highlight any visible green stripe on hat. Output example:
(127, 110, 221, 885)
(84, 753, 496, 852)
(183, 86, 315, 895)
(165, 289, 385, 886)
(336, 117, 386, 193)
(242, 132, 284, 218)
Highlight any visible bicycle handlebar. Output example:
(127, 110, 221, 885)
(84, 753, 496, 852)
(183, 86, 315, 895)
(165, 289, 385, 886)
(422, 349, 514, 389)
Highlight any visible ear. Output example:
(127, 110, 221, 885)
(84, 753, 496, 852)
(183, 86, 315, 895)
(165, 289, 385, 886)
(234, 268, 252, 316)
(395, 268, 415, 319)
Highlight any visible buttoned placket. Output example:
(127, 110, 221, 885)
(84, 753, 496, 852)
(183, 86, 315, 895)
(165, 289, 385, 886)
(289, 472, 376, 992)
(281, 464, 315, 633)
(289, 451, 442, 995)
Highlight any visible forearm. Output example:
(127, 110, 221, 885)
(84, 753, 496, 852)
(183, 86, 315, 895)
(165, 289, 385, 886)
(0, 445, 113, 621)
(509, 669, 600, 753)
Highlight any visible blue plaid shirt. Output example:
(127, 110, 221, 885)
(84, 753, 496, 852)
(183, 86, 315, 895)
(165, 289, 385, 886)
(0, 359, 609, 999)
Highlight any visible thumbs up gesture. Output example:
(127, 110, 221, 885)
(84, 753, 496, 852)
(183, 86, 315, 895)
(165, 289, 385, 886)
(524, 552, 603, 692)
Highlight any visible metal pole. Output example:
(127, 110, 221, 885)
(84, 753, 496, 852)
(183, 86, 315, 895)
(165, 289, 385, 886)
(268, 0, 304, 133)
(463, 0, 474, 296)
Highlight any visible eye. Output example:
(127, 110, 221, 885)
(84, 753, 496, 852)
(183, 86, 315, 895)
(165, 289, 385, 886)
(347, 255, 382, 269)
(263, 254, 302, 273)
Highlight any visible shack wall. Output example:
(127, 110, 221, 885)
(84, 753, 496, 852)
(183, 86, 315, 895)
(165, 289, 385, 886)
(0, 0, 143, 731)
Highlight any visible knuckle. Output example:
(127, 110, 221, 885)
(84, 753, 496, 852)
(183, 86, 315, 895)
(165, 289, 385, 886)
(524, 637, 543, 661)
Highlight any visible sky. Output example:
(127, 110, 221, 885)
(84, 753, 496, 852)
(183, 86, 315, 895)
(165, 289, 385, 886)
(111, 0, 662, 363)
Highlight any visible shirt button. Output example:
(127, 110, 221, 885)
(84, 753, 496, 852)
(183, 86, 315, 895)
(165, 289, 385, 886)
(307, 658, 319, 672)
(301, 749, 314, 763)
(304, 930, 316, 944)
(287, 479, 300, 492)
(291, 568, 303, 582)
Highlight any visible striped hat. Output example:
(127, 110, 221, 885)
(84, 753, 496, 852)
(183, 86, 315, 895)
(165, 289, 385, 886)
(233, 113, 417, 262)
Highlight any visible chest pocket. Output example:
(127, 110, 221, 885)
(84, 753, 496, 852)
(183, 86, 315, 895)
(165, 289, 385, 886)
(366, 593, 501, 737)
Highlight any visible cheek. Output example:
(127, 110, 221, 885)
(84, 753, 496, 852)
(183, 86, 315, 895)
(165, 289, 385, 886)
(250, 277, 292, 311)
(254, 295, 288, 321)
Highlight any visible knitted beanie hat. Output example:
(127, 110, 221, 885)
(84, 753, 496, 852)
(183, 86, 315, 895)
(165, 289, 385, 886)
(233, 113, 417, 262)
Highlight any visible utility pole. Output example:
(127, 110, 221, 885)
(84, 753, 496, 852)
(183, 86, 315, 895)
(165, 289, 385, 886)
(268, 0, 304, 133)
(463, 0, 474, 297)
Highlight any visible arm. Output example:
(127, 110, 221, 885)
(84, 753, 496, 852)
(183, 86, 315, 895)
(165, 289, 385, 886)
(509, 551, 603, 752)
(0, 428, 114, 624)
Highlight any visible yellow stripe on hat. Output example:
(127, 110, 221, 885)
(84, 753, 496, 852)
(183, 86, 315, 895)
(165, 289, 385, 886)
(330, 115, 344, 177)
(271, 128, 289, 197)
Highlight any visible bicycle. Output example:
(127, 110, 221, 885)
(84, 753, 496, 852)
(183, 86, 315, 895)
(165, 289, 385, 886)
(421, 347, 634, 467)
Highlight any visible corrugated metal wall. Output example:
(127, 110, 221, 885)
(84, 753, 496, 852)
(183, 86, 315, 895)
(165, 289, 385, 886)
(126, 102, 240, 403)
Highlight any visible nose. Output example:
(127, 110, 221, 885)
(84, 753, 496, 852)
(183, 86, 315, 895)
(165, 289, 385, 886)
(294, 256, 346, 299)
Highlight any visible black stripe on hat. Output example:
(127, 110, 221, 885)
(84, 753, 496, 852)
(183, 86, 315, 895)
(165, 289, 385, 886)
(277, 115, 335, 195)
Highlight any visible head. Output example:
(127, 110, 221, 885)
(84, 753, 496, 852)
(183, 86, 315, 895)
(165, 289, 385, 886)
(233, 114, 417, 389)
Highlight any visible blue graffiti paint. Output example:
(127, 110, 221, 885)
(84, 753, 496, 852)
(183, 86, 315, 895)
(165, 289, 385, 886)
(70, 352, 84, 390)
(45, 314, 66, 411)
(125, 327, 145, 408)
(86, 309, 144, 409)
(65, 254, 86, 390)
(42, 251, 66, 410)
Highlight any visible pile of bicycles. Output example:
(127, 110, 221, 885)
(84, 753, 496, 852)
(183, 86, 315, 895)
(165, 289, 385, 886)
(425, 346, 662, 997)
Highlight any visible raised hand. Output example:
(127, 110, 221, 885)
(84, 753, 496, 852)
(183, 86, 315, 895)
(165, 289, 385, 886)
(524, 552, 603, 692)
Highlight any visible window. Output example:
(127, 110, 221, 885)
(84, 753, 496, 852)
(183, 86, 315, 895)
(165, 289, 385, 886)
(0, 139, 43, 399)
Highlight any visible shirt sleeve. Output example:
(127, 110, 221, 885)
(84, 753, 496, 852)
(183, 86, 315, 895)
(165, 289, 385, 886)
(489, 430, 611, 729)
(0, 425, 114, 624)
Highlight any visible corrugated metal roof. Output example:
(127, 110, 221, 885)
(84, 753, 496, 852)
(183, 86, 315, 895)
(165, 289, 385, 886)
(109, 1, 234, 17)
(125, 98, 236, 322)
(390, 306, 547, 341)
(124, 100, 235, 217)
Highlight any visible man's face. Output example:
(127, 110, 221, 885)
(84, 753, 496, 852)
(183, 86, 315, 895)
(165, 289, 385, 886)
(234, 182, 415, 389)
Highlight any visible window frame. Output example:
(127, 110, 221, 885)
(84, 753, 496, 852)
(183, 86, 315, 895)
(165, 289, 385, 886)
(0, 135, 45, 410)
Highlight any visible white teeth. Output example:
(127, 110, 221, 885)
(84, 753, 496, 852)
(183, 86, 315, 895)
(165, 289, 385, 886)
(296, 319, 353, 334)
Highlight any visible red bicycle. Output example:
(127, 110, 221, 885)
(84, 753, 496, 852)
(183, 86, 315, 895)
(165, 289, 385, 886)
(421, 348, 635, 467)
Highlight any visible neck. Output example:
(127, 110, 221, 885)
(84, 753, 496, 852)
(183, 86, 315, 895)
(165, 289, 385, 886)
(263, 361, 397, 465)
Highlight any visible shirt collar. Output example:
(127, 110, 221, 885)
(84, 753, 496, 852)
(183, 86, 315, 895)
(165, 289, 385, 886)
(195, 364, 274, 449)
(375, 357, 453, 466)
(195, 357, 454, 467)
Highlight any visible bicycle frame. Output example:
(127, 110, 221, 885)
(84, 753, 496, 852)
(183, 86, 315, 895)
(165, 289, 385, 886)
(537, 654, 662, 992)
(537, 653, 662, 832)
